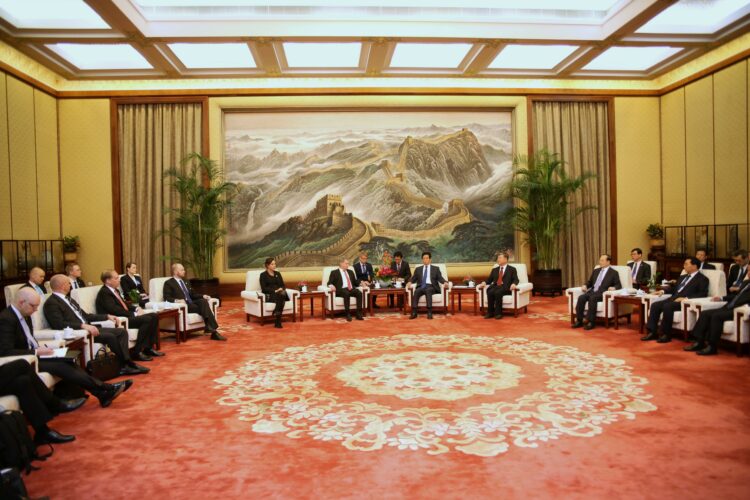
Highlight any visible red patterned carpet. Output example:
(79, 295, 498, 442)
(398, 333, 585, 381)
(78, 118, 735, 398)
(25, 296, 750, 499)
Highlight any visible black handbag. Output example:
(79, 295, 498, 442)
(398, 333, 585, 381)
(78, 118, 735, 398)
(86, 345, 121, 381)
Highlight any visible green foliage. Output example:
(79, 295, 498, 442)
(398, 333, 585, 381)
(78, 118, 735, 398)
(646, 223, 664, 239)
(62, 235, 80, 252)
(508, 149, 596, 270)
(161, 153, 238, 280)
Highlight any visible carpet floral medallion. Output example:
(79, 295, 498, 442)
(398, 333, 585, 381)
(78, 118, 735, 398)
(214, 334, 657, 457)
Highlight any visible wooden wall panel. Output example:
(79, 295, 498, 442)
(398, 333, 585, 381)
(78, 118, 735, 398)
(7, 77, 38, 239)
(0, 75, 10, 239)
(661, 88, 687, 225)
(713, 61, 748, 224)
(685, 77, 715, 225)
(34, 89, 60, 239)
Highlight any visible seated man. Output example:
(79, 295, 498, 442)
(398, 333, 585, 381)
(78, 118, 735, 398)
(96, 270, 163, 362)
(327, 258, 365, 321)
(628, 248, 651, 289)
(120, 261, 149, 307)
(163, 263, 225, 341)
(643, 257, 709, 343)
(44, 274, 147, 375)
(684, 273, 750, 356)
(390, 251, 411, 307)
(409, 252, 446, 320)
(65, 262, 86, 290)
(20, 267, 46, 296)
(353, 252, 376, 307)
(482, 251, 518, 320)
(726, 249, 749, 296)
(0, 289, 130, 408)
(573, 254, 622, 330)
(695, 249, 716, 270)
(0, 358, 84, 444)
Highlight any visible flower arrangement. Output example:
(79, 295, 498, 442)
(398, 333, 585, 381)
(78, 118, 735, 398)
(127, 289, 141, 304)
(463, 275, 475, 286)
(375, 266, 397, 280)
(297, 281, 309, 292)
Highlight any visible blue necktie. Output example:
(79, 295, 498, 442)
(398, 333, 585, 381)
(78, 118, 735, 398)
(421, 266, 429, 289)
(178, 280, 193, 304)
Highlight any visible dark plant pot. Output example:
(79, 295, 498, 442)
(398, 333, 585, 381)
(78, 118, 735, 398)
(533, 269, 563, 297)
(190, 278, 221, 303)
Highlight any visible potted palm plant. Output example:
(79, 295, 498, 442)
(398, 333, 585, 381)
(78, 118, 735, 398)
(161, 153, 238, 296)
(508, 149, 596, 295)
(646, 223, 665, 248)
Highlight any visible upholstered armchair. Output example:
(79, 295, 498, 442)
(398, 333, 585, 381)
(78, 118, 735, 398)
(3, 283, 24, 306)
(476, 263, 534, 317)
(405, 263, 452, 315)
(241, 270, 299, 324)
(147, 277, 219, 341)
(566, 265, 633, 328)
(320, 266, 370, 318)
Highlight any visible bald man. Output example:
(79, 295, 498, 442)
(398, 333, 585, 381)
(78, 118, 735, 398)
(163, 263, 225, 341)
(20, 266, 46, 296)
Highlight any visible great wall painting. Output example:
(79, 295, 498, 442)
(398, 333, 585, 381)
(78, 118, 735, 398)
(224, 110, 514, 269)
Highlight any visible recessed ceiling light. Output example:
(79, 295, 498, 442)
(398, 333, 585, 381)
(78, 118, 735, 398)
(583, 46, 682, 71)
(489, 44, 578, 70)
(284, 43, 361, 68)
(0, 0, 109, 29)
(169, 43, 256, 69)
(390, 43, 472, 68)
(47, 44, 153, 70)
(637, 0, 750, 34)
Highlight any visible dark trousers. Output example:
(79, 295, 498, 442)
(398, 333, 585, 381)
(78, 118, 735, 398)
(266, 292, 288, 315)
(412, 284, 439, 312)
(96, 327, 131, 362)
(125, 313, 159, 352)
(337, 288, 362, 314)
(0, 360, 58, 431)
(646, 299, 682, 336)
(487, 286, 511, 316)
(575, 292, 604, 324)
(692, 307, 734, 348)
(188, 298, 219, 331)
(38, 359, 106, 397)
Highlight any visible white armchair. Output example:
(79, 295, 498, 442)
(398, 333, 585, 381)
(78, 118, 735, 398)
(3, 283, 25, 306)
(644, 269, 725, 340)
(476, 263, 534, 317)
(321, 266, 370, 318)
(240, 270, 299, 325)
(405, 263, 452, 315)
(148, 277, 220, 341)
(566, 265, 632, 328)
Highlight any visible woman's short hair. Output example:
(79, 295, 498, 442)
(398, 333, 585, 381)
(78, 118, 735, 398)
(264, 257, 275, 268)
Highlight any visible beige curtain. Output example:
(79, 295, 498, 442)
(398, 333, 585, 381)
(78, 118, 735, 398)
(117, 103, 202, 282)
(532, 101, 611, 287)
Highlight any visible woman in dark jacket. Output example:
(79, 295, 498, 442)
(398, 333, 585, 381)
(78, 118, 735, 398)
(260, 257, 288, 328)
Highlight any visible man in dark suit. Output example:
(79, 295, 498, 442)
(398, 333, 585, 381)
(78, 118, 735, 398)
(628, 248, 651, 288)
(573, 254, 623, 330)
(482, 251, 519, 320)
(0, 288, 130, 409)
(695, 249, 716, 270)
(684, 274, 750, 355)
(65, 262, 86, 290)
(409, 252, 446, 320)
(726, 249, 748, 297)
(163, 263, 225, 341)
(20, 267, 46, 296)
(390, 251, 411, 308)
(354, 252, 376, 307)
(0, 358, 84, 444)
(96, 270, 162, 363)
(643, 257, 709, 343)
(120, 261, 149, 307)
(44, 274, 146, 374)
(327, 258, 365, 321)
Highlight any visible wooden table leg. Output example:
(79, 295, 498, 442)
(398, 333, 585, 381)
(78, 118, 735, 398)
(613, 301, 619, 330)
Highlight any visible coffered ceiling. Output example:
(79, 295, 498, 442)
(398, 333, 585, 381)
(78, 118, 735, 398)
(0, 0, 748, 81)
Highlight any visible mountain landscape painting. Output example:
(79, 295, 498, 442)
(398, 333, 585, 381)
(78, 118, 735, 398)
(224, 109, 514, 269)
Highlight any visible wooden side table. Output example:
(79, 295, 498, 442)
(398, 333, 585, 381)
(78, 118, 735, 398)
(367, 288, 406, 316)
(612, 295, 645, 333)
(298, 290, 327, 322)
(450, 286, 478, 315)
(149, 308, 181, 346)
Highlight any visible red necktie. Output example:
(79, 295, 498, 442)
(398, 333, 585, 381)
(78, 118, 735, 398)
(497, 266, 504, 285)
(343, 270, 352, 290)
(112, 288, 128, 311)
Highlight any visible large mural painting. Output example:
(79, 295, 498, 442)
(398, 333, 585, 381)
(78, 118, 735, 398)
(224, 109, 514, 269)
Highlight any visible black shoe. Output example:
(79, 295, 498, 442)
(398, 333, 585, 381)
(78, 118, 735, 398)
(683, 342, 703, 352)
(427, 312, 433, 320)
(494, 314, 503, 320)
(134, 352, 153, 362)
(211, 331, 227, 341)
(345, 315, 353, 322)
(58, 397, 86, 413)
(119, 365, 143, 376)
(355, 314, 364, 320)
(409, 313, 417, 319)
(144, 348, 165, 357)
(35, 429, 75, 445)
(128, 362, 150, 374)
(274, 321, 282, 329)
(641, 332, 659, 341)
(697, 346, 718, 356)
(373, 304, 380, 309)
(572, 322, 584, 328)
(657, 335, 671, 343)
(484, 313, 493, 319)
(98, 384, 125, 408)
(583, 323, 595, 330)
(113, 379, 134, 393)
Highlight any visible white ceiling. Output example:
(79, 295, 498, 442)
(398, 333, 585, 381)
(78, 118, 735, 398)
(0, 0, 748, 80)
